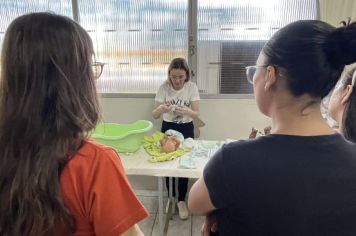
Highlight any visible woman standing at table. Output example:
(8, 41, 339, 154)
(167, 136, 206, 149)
(152, 57, 200, 220)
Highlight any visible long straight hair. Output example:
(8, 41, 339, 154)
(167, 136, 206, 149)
(0, 13, 100, 235)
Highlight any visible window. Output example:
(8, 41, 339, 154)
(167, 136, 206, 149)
(0, 0, 72, 58)
(0, 0, 317, 95)
(197, 0, 318, 94)
(79, 0, 188, 93)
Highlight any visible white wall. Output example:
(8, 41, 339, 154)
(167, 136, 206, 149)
(319, 0, 356, 26)
(99, 97, 270, 140)
(99, 96, 270, 191)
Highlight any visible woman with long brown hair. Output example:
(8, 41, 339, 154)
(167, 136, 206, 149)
(0, 13, 148, 236)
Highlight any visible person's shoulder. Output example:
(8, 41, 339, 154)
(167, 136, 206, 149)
(60, 141, 122, 194)
(79, 139, 116, 155)
(337, 135, 356, 151)
(159, 81, 171, 90)
(220, 136, 278, 161)
(205, 138, 273, 180)
(186, 81, 198, 88)
(67, 140, 118, 169)
(224, 136, 273, 151)
(185, 81, 199, 97)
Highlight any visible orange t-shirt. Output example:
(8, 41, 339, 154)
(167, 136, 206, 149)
(59, 140, 149, 236)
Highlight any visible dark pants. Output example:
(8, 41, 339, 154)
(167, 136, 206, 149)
(165, 177, 189, 201)
(161, 121, 194, 201)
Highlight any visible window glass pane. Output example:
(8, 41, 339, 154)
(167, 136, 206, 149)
(0, 0, 72, 32)
(0, 0, 72, 74)
(197, 0, 317, 94)
(79, 0, 188, 93)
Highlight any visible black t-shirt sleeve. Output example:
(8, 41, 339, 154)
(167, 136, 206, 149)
(203, 146, 232, 209)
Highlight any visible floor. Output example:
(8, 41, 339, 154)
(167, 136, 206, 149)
(137, 194, 205, 236)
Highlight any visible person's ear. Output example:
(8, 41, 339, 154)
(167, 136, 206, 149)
(264, 65, 277, 91)
(341, 85, 353, 104)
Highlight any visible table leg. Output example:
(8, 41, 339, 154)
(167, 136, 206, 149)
(164, 177, 174, 233)
(169, 176, 173, 201)
(158, 177, 164, 236)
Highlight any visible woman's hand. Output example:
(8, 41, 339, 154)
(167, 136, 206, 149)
(249, 126, 272, 139)
(175, 106, 200, 119)
(249, 128, 258, 139)
(174, 100, 200, 119)
(264, 126, 272, 135)
(153, 102, 172, 119)
(201, 213, 218, 236)
(159, 103, 172, 113)
(174, 106, 192, 116)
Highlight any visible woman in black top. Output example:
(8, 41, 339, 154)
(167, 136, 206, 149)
(188, 20, 356, 236)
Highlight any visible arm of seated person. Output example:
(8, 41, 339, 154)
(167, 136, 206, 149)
(120, 224, 143, 236)
(188, 177, 215, 216)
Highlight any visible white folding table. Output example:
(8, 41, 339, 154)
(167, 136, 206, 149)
(120, 141, 217, 236)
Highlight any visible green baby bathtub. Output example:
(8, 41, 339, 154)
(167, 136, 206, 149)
(91, 120, 153, 153)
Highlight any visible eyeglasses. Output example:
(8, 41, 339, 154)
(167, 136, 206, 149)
(170, 75, 186, 81)
(92, 62, 105, 79)
(245, 65, 268, 84)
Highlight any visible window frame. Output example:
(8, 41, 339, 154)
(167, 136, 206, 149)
(73, 0, 317, 98)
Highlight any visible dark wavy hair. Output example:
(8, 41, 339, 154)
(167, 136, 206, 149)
(339, 66, 356, 142)
(0, 13, 100, 235)
(263, 20, 356, 99)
